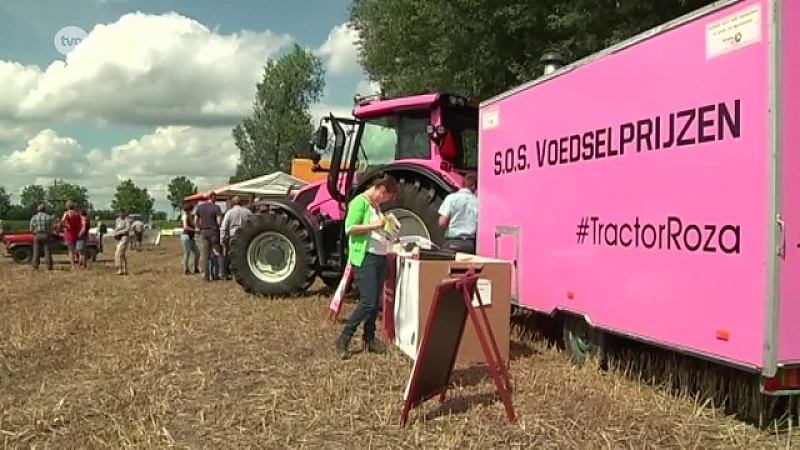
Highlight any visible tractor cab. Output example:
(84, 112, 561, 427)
(310, 93, 478, 216)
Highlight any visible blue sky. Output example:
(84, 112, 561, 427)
(0, 0, 369, 211)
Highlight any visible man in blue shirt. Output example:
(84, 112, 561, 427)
(438, 172, 478, 253)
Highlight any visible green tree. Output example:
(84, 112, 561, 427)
(4, 205, 29, 221)
(19, 184, 47, 215)
(231, 44, 326, 182)
(46, 179, 90, 216)
(92, 209, 118, 221)
(166, 176, 198, 212)
(0, 186, 11, 219)
(349, 0, 715, 101)
(152, 211, 168, 221)
(111, 179, 155, 216)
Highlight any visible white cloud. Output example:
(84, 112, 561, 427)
(1, 12, 293, 128)
(0, 121, 34, 147)
(0, 127, 237, 211)
(310, 103, 353, 123)
(355, 79, 381, 96)
(0, 13, 371, 211)
(316, 23, 362, 76)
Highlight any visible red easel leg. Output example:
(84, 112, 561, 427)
(476, 298, 512, 391)
(464, 289, 516, 423)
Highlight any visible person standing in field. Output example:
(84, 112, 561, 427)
(438, 172, 478, 254)
(75, 209, 90, 268)
(29, 204, 55, 270)
(194, 191, 223, 281)
(335, 173, 398, 359)
(113, 209, 132, 275)
(180, 203, 200, 275)
(61, 200, 82, 270)
(219, 195, 252, 280)
(95, 216, 107, 253)
(130, 217, 145, 250)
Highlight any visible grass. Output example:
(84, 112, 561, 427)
(0, 238, 798, 448)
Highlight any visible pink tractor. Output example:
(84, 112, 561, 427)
(228, 93, 478, 296)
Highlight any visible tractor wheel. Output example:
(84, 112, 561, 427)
(229, 211, 316, 297)
(383, 177, 446, 246)
(12, 246, 32, 264)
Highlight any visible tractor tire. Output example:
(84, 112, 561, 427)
(229, 211, 316, 297)
(383, 177, 447, 246)
(12, 246, 32, 264)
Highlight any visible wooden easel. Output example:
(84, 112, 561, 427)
(400, 269, 515, 426)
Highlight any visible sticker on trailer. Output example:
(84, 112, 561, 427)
(705, 3, 762, 59)
(481, 108, 499, 130)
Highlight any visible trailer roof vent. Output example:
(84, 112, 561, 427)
(540, 51, 566, 76)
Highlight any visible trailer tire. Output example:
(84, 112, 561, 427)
(563, 315, 607, 367)
(230, 211, 316, 297)
(383, 177, 446, 246)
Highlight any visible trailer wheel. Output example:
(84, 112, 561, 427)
(383, 177, 446, 246)
(563, 315, 607, 366)
(230, 211, 316, 297)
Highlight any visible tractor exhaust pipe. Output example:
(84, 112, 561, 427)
(541, 50, 566, 76)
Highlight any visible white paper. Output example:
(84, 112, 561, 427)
(394, 258, 420, 360)
(471, 279, 492, 308)
(705, 4, 761, 59)
(481, 108, 499, 130)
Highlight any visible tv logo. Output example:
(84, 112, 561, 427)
(54, 26, 88, 56)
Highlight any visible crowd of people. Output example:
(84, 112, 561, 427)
(26, 201, 146, 275)
(28, 201, 96, 271)
(180, 191, 253, 281)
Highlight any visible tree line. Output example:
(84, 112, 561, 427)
(0, 179, 156, 221)
(0, 174, 203, 222)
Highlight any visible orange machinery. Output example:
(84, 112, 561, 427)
(290, 158, 329, 183)
(290, 158, 360, 183)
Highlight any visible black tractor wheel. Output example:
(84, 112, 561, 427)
(383, 177, 447, 246)
(12, 246, 32, 264)
(229, 211, 316, 297)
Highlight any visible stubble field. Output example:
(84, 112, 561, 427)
(0, 238, 797, 449)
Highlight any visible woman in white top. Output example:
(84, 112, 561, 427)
(335, 173, 399, 358)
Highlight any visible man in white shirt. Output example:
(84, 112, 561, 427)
(219, 196, 253, 279)
(130, 218, 145, 250)
(438, 172, 478, 253)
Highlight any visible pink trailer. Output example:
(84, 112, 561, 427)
(478, 0, 800, 394)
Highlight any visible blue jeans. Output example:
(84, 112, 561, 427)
(181, 234, 199, 271)
(206, 253, 219, 280)
(341, 253, 388, 342)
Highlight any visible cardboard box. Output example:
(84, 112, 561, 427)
(393, 254, 512, 366)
